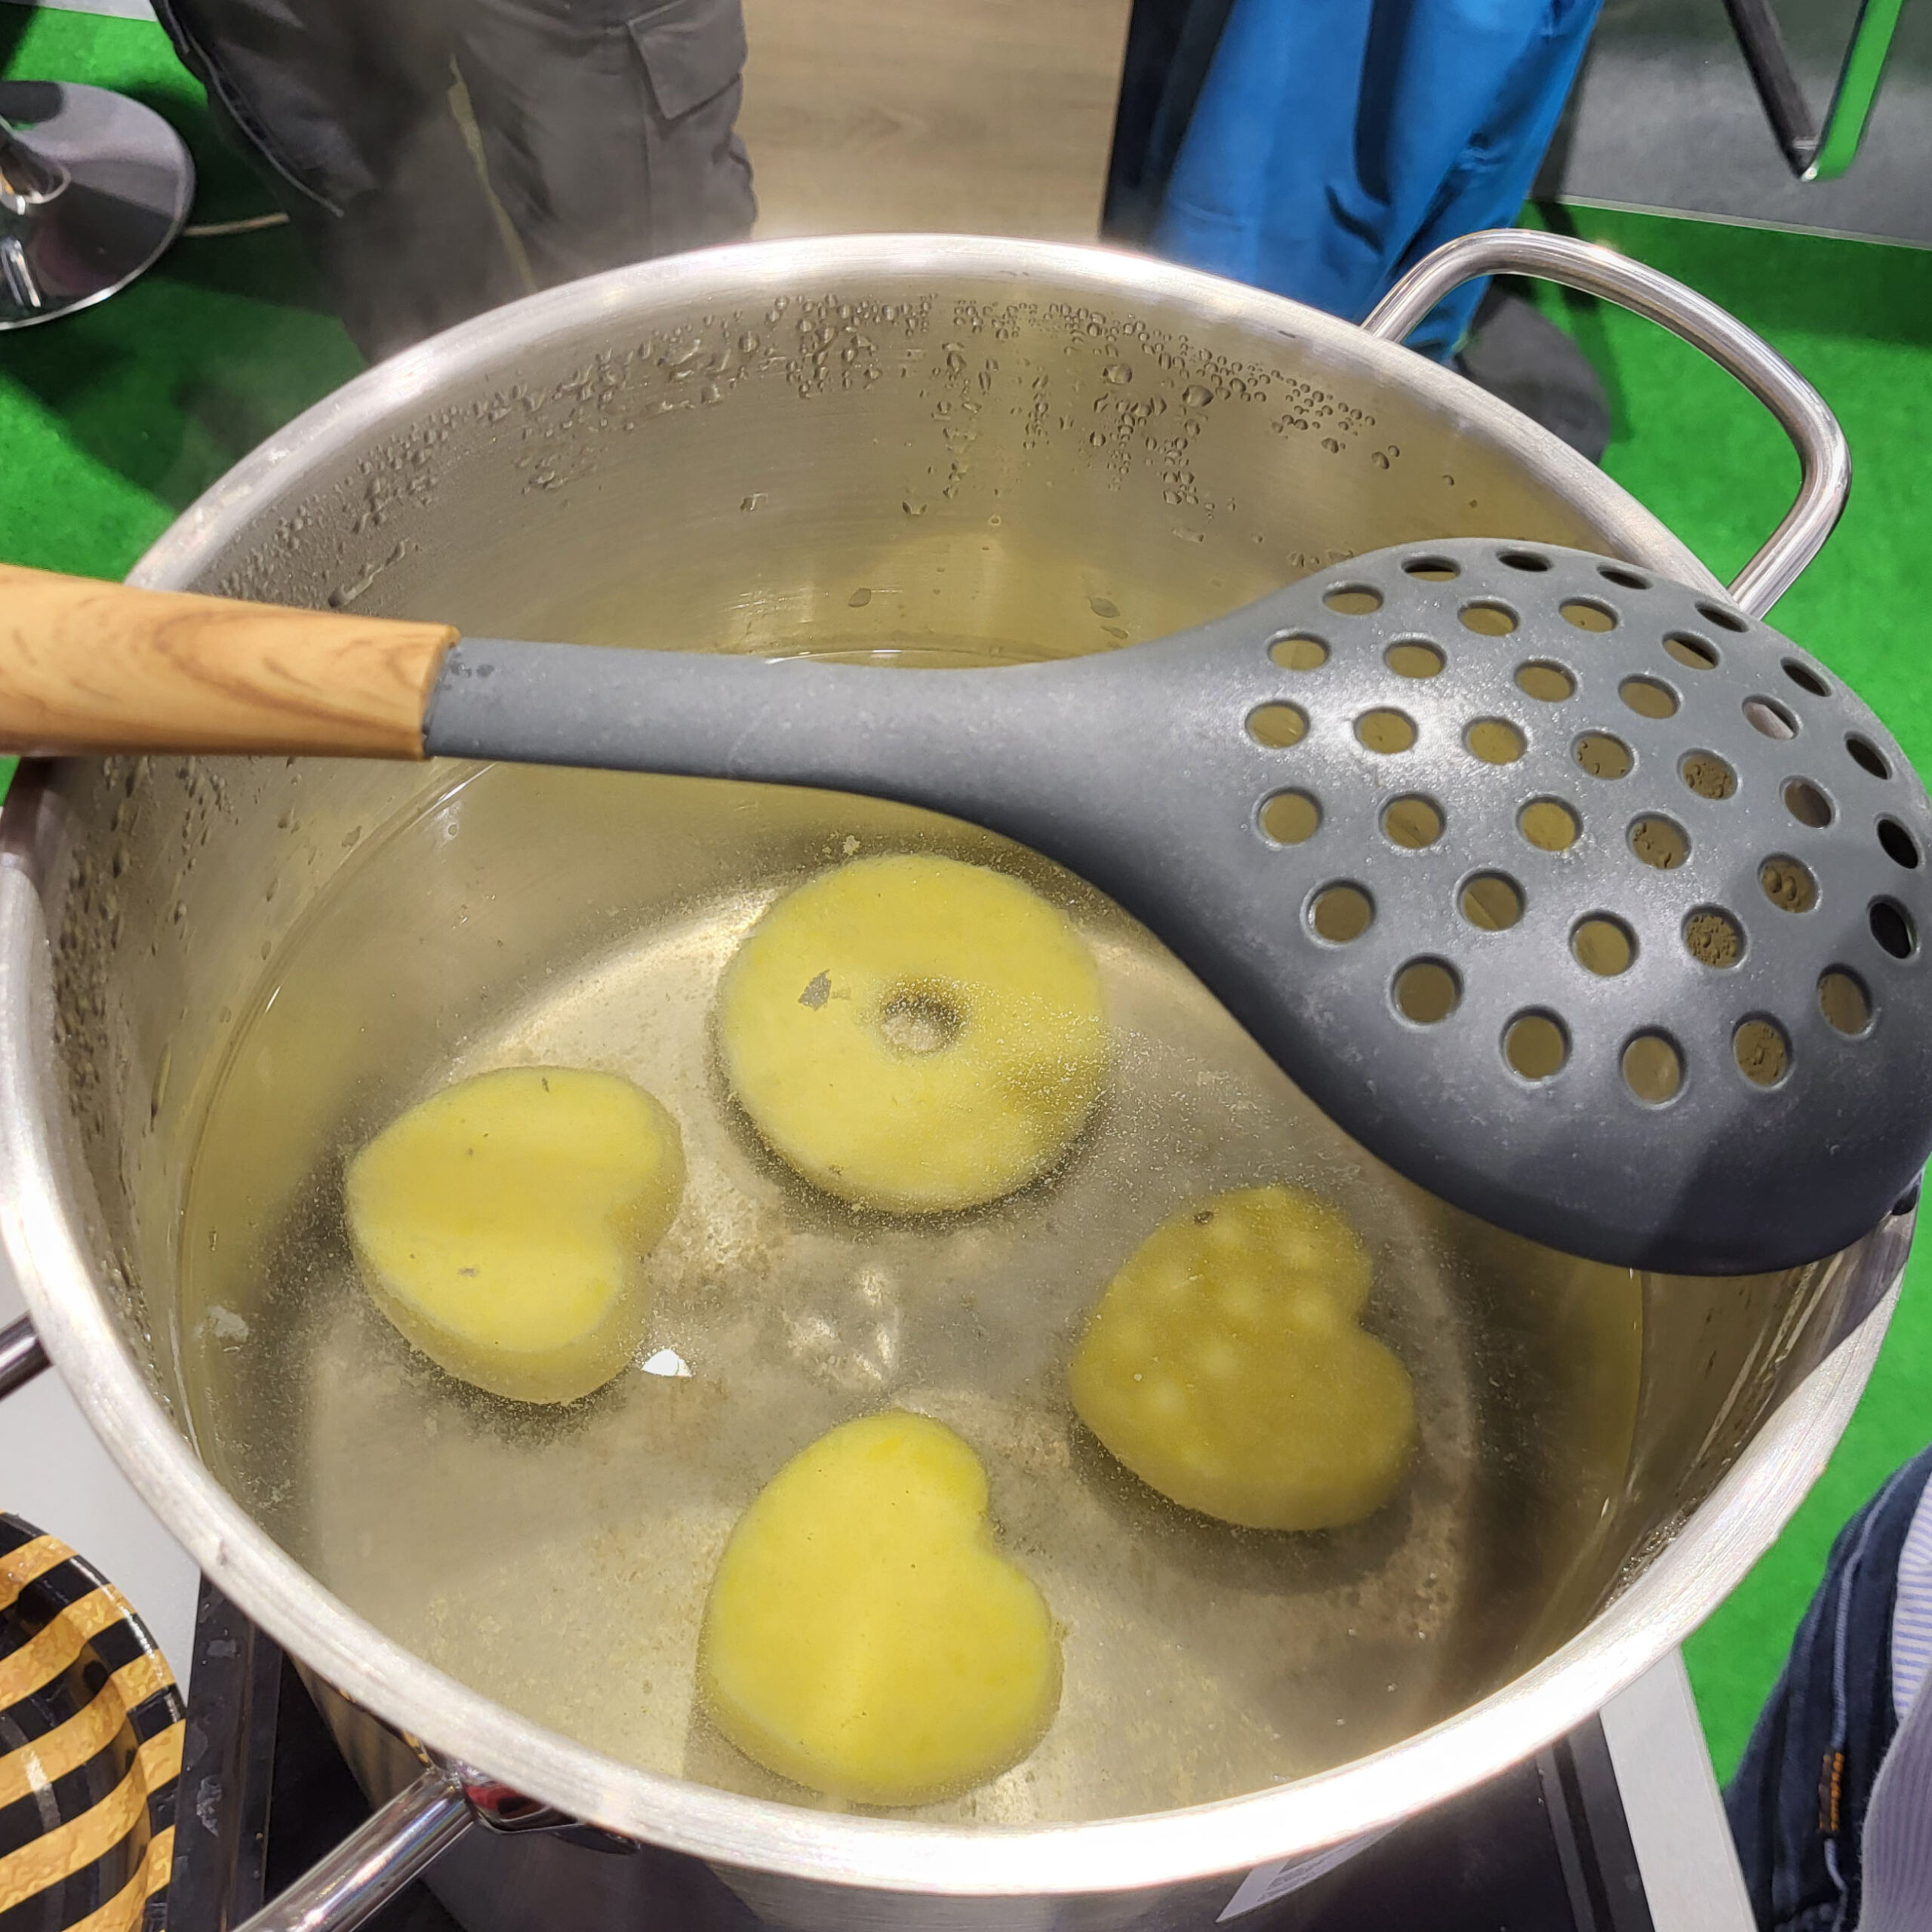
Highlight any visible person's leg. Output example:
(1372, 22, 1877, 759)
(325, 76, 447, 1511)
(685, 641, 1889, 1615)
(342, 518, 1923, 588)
(1147, 0, 1598, 352)
(454, 0, 755, 290)
(1724, 1445, 1932, 1931)
(1381, 0, 1602, 360)
(152, 0, 523, 357)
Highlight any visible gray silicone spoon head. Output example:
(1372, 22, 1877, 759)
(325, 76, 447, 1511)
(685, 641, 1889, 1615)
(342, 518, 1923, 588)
(425, 536, 1932, 1275)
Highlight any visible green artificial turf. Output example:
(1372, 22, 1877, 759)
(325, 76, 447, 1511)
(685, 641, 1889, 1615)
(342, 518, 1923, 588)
(5, 6, 1930, 1790)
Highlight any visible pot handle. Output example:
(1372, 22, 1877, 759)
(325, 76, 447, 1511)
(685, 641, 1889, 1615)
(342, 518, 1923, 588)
(235, 1763, 476, 1932)
(1361, 229, 1850, 619)
(0, 1313, 49, 1398)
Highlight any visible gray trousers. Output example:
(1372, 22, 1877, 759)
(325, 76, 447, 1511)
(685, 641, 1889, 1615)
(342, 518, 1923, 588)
(156, 0, 756, 357)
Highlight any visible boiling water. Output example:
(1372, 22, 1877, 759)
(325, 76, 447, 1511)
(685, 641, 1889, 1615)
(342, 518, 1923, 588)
(178, 753, 1497, 1824)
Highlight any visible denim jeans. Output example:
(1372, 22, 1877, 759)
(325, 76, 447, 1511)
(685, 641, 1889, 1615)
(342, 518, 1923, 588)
(1725, 1445, 1932, 1932)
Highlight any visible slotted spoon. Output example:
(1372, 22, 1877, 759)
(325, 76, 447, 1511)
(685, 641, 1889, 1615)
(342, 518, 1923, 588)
(4, 537, 1927, 1273)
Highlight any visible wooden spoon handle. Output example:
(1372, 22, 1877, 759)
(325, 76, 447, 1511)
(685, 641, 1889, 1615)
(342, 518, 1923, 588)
(0, 564, 457, 759)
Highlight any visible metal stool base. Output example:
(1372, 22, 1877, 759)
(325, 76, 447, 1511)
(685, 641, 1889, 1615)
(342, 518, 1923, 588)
(0, 81, 194, 331)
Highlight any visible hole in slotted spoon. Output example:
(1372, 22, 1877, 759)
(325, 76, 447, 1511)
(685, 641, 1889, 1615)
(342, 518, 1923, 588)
(1260, 791, 1320, 845)
(1684, 908, 1743, 968)
(1358, 709, 1417, 754)
(1665, 633, 1718, 671)
(1623, 1034, 1682, 1103)
(1682, 752, 1737, 801)
(1575, 733, 1632, 780)
(1847, 734, 1891, 780)
(1386, 640, 1445, 679)
(1746, 697, 1798, 740)
(1760, 856, 1817, 913)
(1783, 779, 1832, 827)
(1515, 662, 1574, 702)
(1460, 874, 1523, 931)
(1734, 1017, 1789, 1087)
(1249, 703, 1308, 748)
(1629, 817, 1688, 869)
(1504, 1012, 1568, 1080)
(1394, 959, 1460, 1023)
(1324, 586, 1383, 616)
(1270, 633, 1329, 671)
(1382, 795, 1444, 849)
(1520, 800, 1580, 851)
(1620, 676, 1678, 720)
(1872, 898, 1916, 958)
(1466, 719, 1525, 764)
(1819, 969, 1872, 1035)
(1310, 884, 1374, 943)
(1878, 818, 1920, 869)
(1561, 601, 1617, 633)
(1572, 917, 1633, 976)
(1460, 602, 1518, 635)
(1784, 659, 1830, 697)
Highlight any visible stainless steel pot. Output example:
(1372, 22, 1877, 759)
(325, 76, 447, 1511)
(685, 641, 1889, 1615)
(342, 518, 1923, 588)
(0, 229, 1906, 1932)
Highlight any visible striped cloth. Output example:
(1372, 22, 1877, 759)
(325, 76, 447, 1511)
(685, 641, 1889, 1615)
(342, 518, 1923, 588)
(0, 1517, 183, 1932)
(1890, 1472, 1932, 1723)
(1861, 1477, 1932, 1932)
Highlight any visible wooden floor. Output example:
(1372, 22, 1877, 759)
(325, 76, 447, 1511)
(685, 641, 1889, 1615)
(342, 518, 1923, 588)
(737, 0, 1134, 241)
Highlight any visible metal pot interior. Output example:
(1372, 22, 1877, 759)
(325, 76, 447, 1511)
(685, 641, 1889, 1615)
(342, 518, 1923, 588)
(20, 239, 1894, 1839)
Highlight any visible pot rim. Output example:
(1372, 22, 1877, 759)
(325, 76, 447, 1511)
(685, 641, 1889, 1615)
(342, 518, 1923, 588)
(0, 235, 1892, 1896)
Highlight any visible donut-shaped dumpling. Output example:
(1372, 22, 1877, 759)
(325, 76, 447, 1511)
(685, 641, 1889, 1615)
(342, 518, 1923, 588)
(717, 854, 1106, 1212)
(345, 1066, 685, 1404)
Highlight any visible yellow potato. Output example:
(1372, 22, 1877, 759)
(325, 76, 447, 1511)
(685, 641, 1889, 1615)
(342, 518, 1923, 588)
(345, 1066, 685, 1404)
(1069, 1185, 1414, 1530)
(717, 854, 1107, 1212)
(699, 1411, 1062, 1805)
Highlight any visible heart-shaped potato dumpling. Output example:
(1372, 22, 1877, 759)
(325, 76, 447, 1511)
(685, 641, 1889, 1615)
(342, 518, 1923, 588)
(699, 1411, 1062, 1805)
(345, 1066, 685, 1405)
(1069, 1184, 1414, 1530)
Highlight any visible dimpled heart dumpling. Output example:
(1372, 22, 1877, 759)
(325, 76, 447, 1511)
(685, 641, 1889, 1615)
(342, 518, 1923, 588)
(345, 1066, 685, 1405)
(698, 1411, 1062, 1805)
(1069, 1184, 1415, 1531)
